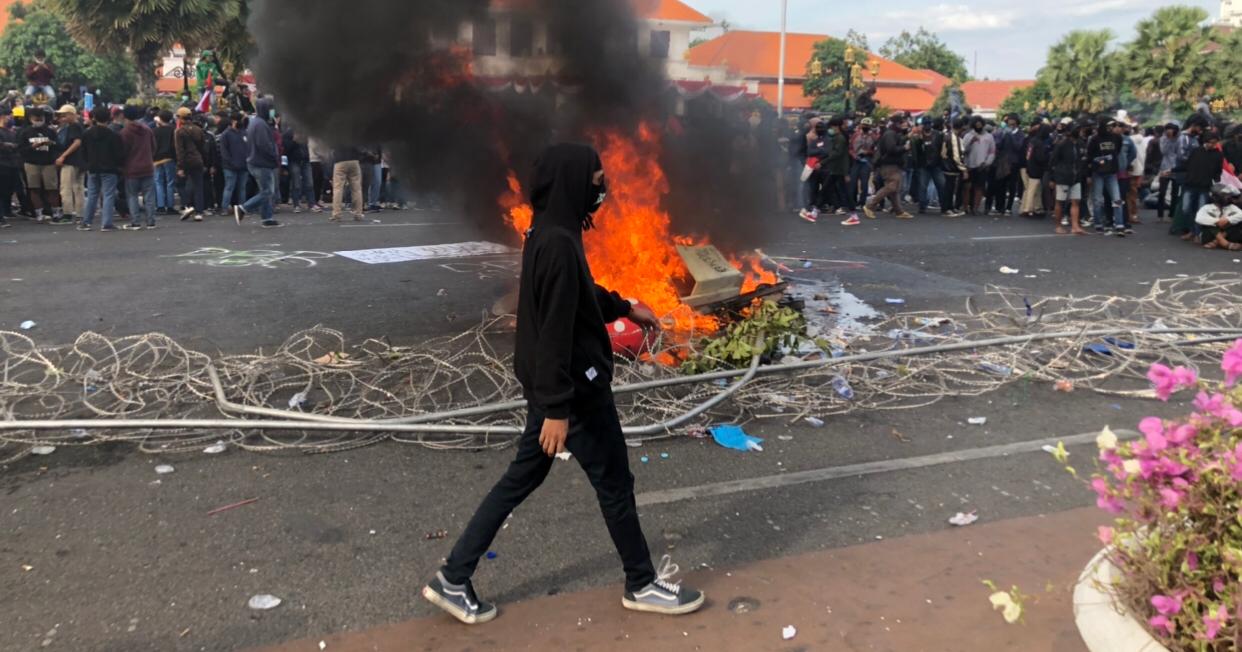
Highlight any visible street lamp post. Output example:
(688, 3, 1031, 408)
(777, 0, 787, 117)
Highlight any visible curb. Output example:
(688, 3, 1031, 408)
(1072, 547, 1170, 652)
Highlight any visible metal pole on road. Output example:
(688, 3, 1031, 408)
(777, 0, 787, 118)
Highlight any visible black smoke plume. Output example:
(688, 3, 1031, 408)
(248, 0, 769, 248)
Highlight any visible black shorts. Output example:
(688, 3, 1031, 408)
(1199, 223, 1242, 244)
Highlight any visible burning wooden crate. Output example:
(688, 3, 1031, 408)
(676, 244, 790, 315)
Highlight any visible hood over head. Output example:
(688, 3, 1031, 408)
(529, 143, 604, 233)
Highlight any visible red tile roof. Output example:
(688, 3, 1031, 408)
(688, 31, 934, 84)
(960, 80, 1035, 111)
(757, 82, 937, 113)
(916, 68, 952, 97)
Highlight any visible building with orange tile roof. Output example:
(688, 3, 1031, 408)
(686, 31, 939, 114)
(960, 79, 1035, 119)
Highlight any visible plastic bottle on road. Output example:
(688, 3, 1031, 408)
(831, 376, 855, 400)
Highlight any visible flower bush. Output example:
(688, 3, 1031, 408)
(1067, 340, 1242, 649)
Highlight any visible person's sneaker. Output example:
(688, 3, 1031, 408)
(329, 215, 341, 223)
(121, 224, 143, 231)
(180, 208, 195, 221)
(841, 214, 861, 226)
(234, 205, 247, 225)
(1101, 228, 1114, 236)
(1114, 230, 1126, 238)
(50, 215, 72, 225)
(77, 224, 91, 231)
(261, 220, 284, 229)
(895, 212, 914, 219)
(192, 214, 203, 222)
(145, 224, 158, 230)
(1124, 228, 1135, 235)
(100, 225, 117, 232)
(203, 209, 215, 217)
(1060, 218, 1070, 228)
(293, 207, 303, 214)
(862, 204, 876, 219)
(0, 220, 11, 229)
(310, 205, 324, 213)
(422, 571, 498, 625)
(834, 208, 847, 215)
(798, 209, 817, 223)
(621, 558, 705, 616)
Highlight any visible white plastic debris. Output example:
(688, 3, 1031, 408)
(949, 511, 979, 526)
(247, 594, 282, 610)
(625, 440, 643, 448)
(555, 451, 573, 461)
(436, 289, 448, 297)
(288, 391, 309, 409)
(998, 266, 1020, 275)
(967, 417, 988, 426)
(154, 464, 175, 475)
(805, 416, 825, 428)
(70, 428, 89, 439)
(319, 642, 327, 651)
(1165, 259, 1178, 265)
(203, 442, 227, 455)
(19, 320, 35, 330)
(30, 445, 56, 455)
(1038, 269, 1052, 273)
(782, 625, 797, 640)
(1041, 445, 1059, 455)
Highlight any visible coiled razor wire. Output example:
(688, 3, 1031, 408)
(1, 273, 1240, 465)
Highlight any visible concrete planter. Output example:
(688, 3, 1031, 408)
(1073, 548, 1170, 652)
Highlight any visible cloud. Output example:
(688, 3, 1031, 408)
(1062, 0, 1150, 16)
(884, 4, 1018, 31)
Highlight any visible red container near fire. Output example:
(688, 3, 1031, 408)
(609, 300, 655, 359)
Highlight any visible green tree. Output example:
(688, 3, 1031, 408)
(997, 80, 1054, 123)
(929, 83, 963, 116)
(1124, 6, 1213, 105)
(878, 28, 969, 81)
(803, 38, 870, 115)
(1037, 30, 1120, 113)
(46, 0, 243, 97)
(1209, 27, 1242, 111)
(214, 1, 254, 79)
(0, 1, 134, 101)
(844, 29, 869, 51)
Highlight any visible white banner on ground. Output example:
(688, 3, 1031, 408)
(334, 242, 515, 265)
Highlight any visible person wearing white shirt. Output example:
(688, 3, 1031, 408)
(1195, 184, 1242, 250)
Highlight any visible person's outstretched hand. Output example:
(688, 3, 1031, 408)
(628, 304, 661, 330)
(540, 418, 568, 457)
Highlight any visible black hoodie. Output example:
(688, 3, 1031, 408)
(514, 144, 631, 420)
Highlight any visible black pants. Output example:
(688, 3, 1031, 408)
(943, 172, 962, 211)
(1157, 176, 1181, 218)
(442, 397, 656, 593)
(0, 166, 20, 217)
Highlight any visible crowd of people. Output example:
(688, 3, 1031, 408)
(0, 50, 413, 232)
(786, 108, 1242, 251)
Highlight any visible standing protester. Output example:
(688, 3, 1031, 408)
(1050, 118, 1086, 235)
(24, 50, 55, 99)
(1114, 120, 1138, 233)
(849, 118, 877, 210)
(282, 126, 315, 213)
(823, 117, 855, 225)
(0, 108, 19, 229)
(17, 106, 63, 222)
(218, 112, 249, 211)
(152, 110, 177, 215)
(423, 143, 703, 626)
(990, 114, 1025, 216)
(78, 106, 124, 232)
(54, 105, 86, 223)
(862, 114, 911, 219)
(1156, 124, 1183, 220)
(1177, 132, 1224, 241)
(174, 107, 208, 222)
(53, 83, 77, 110)
(308, 136, 330, 211)
(918, 117, 948, 216)
(120, 105, 157, 230)
(941, 118, 969, 217)
(961, 116, 995, 216)
(363, 146, 383, 211)
(1127, 122, 1150, 224)
(234, 98, 282, 228)
(330, 144, 366, 223)
(798, 116, 825, 223)
(1021, 122, 1051, 217)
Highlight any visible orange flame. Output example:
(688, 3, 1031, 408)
(499, 123, 777, 333)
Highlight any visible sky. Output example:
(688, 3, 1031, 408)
(690, 0, 1223, 80)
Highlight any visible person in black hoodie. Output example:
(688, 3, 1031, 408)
(423, 143, 704, 626)
(17, 106, 61, 221)
(1049, 118, 1087, 235)
(862, 114, 912, 219)
(1021, 122, 1051, 217)
(78, 106, 124, 232)
(1176, 131, 1224, 240)
(152, 110, 177, 214)
(1086, 118, 1125, 235)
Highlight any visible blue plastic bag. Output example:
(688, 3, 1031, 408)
(710, 425, 764, 452)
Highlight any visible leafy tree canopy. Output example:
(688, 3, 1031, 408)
(0, 0, 134, 101)
(878, 28, 969, 82)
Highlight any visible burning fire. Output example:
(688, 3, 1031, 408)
(500, 123, 777, 333)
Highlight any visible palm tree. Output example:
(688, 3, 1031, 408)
(1124, 6, 1212, 105)
(46, 0, 243, 97)
(1208, 27, 1242, 111)
(1037, 30, 1119, 113)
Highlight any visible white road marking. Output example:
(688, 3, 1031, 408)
(970, 234, 1061, 241)
(635, 429, 1135, 507)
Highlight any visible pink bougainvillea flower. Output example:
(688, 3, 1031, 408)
(1172, 366, 1197, 387)
(1204, 604, 1228, 641)
(1166, 424, 1197, 446)
(1097, 525, 1114, 545)
(1151, 594, 1184, 616)
(1195, 391, 1225, 413)
(1149, 614, 1176, 637)
(1158, 458, 1190, 477)
(1159, 487, 1185, 509)
(1222, 340, 1242, 386)
(1214, 578, 1227, 594)
(1148, 364, 1177, 401)
(1187, 550, 1199, 571)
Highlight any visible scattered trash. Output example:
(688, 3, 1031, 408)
(1103, 337, 1135, 350)
(660, 453, 670, 459)
(207, 498, 259, 516)
(287, 392, 309, 409)
(978, 362, 1013, 376)
(312, 352, 351, 365)
(712, 378, 728, 387)
(831, 376, 855, 400)
(802, 261, 813, 269)
(727, 596, 761, 614)
(949, 511, 979, 526)
(626, 440, 644, 447)
(70, 428, 89, 438)
(247, 594, 282, 610)
(555, 451, 573, 461)
(485, 551, 498, 560)
(436, 288, 448, 297)
(1024, 275, 1038, 279)
(998, 266, 1020, 275)
(1109, 404, 1123, 411)
(1165, 259, 1178, 265)
(1082, 343, 1113, 356)
(884, 298, 906, 305)
(710, 425, 764, 452)
(640, 455, 650, 463)
(890, 428, 911, 443)
(155, 464, 175, 475)
(778, 435, 794, 441)
(1038, 269, 1052, 273)
(19, 320, 35, 330)
(1054, 380, 1075, 393)
(203, 441, 227, 455)
(425, 530, 448, 540)
(21, 564, 33, 571)
(179, 628, 192, 638)
(782, 625, 797, 640)
(967, 417, 988, 426)
(804, 416, 825, 428)
(30, 445, 56, 455)
(319, 642, 327, 651)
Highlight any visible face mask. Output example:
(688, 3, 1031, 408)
(31, 120, 43, 127)
(587, 177, 607, 216)
(974, 126, 983, 133)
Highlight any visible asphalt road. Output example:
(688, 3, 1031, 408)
(1, 204, 1237, 651)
